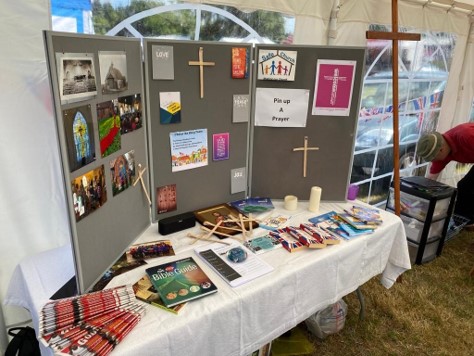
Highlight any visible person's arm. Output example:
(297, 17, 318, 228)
(426, 160, 445, 181)
(426, 172, 440, 180)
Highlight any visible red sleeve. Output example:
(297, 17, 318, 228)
(429, 159, 448, 174)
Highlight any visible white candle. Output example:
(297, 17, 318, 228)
(284, 195, 298, 211)
(308, 186, 322, 213)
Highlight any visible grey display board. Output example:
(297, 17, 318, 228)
(144, 40, 253, 222)
(250, 44, 366, 201)
(44, 33, 365, 295)
(44, 31, 150, 293)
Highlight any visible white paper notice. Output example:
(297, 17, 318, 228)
(195, 241, 274, 287)
(255, 88, 310, 127)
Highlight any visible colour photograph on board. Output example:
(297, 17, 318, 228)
(156, 184, 177, 214)
(170, 129, 208, 172)
(71, 165, 107, 222)
(56, 53, 98, 104)
(62, 104, 96, 173)
(109, 149, 136, 197)
(91, 253, 146, 292)
(98, 51, 128, 94)
(115, 93, 142, 134)
(96, 100, 121, 158)
(126, 240, 175, 263)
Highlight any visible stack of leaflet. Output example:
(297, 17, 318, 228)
(229, 197, 292, 231)
(309, 206, 382, 240)
(343, 205, 383, 228)
(39, 285, 145, 356)
(229, 197, 274, 214)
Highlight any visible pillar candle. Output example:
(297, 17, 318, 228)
(308, 186, 322, 213)
(284, 195, 298, 211)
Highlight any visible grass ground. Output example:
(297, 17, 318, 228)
(287, 230, 474, 356)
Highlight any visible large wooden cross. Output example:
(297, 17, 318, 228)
(366, 0, 420, 216)
(293, 136, 319, 178)
(188, 47, 215, 99)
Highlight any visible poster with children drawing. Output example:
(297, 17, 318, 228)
(169, 129, 208, 172)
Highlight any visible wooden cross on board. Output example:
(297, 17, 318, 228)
(293, 136, 319, 178)
(188, 47, 215, 99)
(366, 0, 420, 216)
(133, 163, 151, 206)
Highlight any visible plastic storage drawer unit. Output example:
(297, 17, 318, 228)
(386, 176, 457, 265)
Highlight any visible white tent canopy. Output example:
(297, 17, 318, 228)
(0, 0, 472, 351)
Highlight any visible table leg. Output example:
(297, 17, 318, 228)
(355, 287, 365, 321)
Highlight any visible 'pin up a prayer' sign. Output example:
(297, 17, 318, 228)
(312, 59, 356, 116)
(254, 88, 310, 127)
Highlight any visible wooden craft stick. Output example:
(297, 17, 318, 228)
(203, 221, 243, 233)
(293, 136, 319, 178)
(188, 220, 223, 244)
(133, 164, 151, 205)
(200, 225, 234, 238)
(188, 47, 215, 99)
(186, 233, 231, 245)
(198, 220, 223, 242)
(198, 48, 204, 98)
(249, 213, 253, 234)
(227, 214, 242, 226)
(239, 214, 247, 238)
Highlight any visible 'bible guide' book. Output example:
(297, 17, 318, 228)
(145, 256, 217, 308)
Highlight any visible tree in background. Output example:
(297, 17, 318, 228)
(93, 0, 194, 37)
(92, 0, 287, 42)
(199, 6, 286, 42)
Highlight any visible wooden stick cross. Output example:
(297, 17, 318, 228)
(186, 232, 232, 245)
(133, 163, 151, 206)
(188, 47, 215, 99)
(293, 136, 319, 178)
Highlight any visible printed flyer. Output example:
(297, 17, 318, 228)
(212, 133, 230, 161)
(170, 129, 208, 172)
(160, 91, 181, 124)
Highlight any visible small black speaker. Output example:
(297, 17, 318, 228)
(158, 212, 196, 235)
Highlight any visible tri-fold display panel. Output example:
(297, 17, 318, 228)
(44, 31, 365, 293)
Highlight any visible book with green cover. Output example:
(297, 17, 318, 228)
(132, 275, 186, 314)
(145, 256, 218, 308)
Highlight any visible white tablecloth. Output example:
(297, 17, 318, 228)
(4, 201, 411, 356)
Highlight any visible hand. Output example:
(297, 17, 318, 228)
(426, 172, 439, 180)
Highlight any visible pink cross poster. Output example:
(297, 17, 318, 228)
(312, 59, 356, 116)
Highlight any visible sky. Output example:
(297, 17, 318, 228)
(100, 0, 173, 7)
